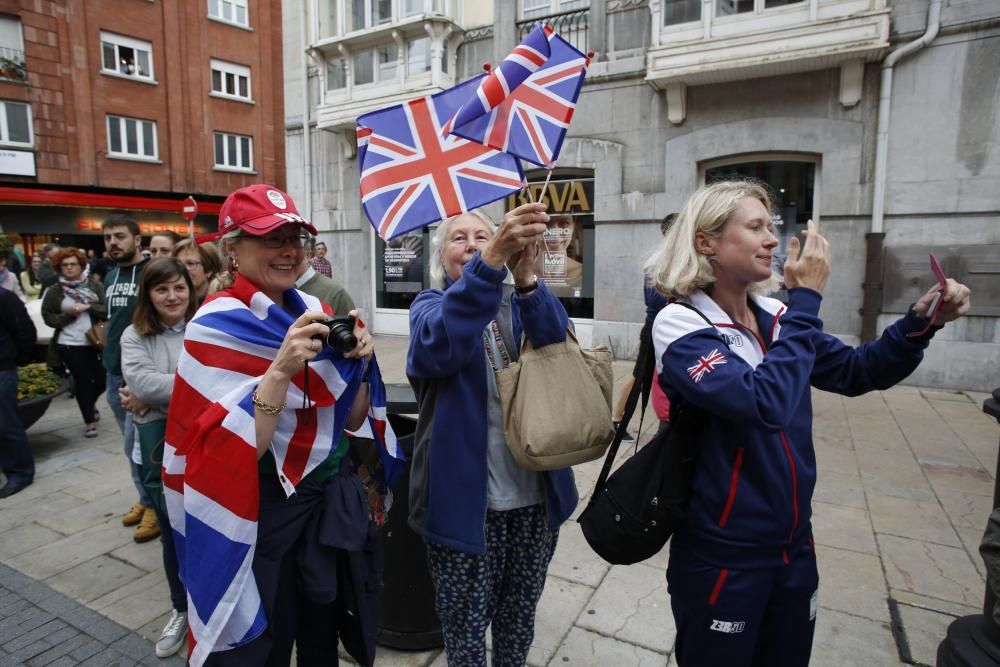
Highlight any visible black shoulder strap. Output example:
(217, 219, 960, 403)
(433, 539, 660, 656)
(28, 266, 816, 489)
(590, 300, 714, 499)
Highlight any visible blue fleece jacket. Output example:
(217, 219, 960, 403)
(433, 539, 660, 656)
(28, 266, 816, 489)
(653, 287, 940, 567)
(406, 253, 578, 555)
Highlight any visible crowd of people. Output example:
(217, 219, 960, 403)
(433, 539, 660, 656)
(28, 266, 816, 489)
(0, 178, 973, 666)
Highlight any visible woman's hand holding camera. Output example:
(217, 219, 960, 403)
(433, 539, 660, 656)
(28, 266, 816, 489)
(783, 220, 831, 293)
(481, 203, 549, 284)
(269, 310, 330, 379)
(341, 309, 374, 360)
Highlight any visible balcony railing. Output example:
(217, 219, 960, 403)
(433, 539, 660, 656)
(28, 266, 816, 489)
(0, 47, 27, 83)
(517, 8, 589, 55)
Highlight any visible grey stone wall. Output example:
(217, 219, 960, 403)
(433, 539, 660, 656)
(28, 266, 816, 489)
(283, 0, 1000, 390)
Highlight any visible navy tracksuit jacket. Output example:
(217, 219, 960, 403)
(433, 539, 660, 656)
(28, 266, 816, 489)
(652, 287, 939, 666)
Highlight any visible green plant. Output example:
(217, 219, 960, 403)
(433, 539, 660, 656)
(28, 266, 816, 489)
(17, 363, 61, 401)
(0, 56, 27, 82)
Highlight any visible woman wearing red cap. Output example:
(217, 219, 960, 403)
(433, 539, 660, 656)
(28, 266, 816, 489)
(164, 185, 392, 666)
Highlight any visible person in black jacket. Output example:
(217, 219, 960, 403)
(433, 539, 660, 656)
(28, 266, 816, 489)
(0, 287, 37, 499)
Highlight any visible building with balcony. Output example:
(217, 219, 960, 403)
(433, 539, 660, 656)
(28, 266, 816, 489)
(284, 0, 999, 391)
(0, 0, 285, 254)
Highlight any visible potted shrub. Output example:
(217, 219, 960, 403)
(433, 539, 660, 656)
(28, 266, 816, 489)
(16, 363, 67, 429)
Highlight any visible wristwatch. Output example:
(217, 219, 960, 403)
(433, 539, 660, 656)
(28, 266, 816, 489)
(515, 276, 539, 296)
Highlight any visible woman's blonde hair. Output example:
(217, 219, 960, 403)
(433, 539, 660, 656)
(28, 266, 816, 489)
(428, 210, 497, 288)
(644, 179, 781, 298)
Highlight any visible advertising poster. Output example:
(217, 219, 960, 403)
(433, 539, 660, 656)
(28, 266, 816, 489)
(378, 231, 425, 309)
(506, 174, 592, 303)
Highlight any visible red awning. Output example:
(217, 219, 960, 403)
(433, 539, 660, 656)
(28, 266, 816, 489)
(0, 186, 223, 214)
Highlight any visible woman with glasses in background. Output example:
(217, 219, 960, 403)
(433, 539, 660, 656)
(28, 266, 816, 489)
(171, 238, 223, 305)
(41, 247, 107, 438)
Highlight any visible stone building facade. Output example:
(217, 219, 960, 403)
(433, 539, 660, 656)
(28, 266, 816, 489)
(283, 0, 999, 391)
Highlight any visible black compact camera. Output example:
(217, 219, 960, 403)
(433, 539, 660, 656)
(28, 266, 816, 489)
(316, 315, 357, 353)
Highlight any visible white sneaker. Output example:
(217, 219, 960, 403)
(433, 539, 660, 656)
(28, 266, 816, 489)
(155, 609, 188, 658)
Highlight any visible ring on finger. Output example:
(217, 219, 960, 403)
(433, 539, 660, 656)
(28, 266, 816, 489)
(310, 339, 317, 352)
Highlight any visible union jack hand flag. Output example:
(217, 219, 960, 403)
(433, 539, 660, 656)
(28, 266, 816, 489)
(163, 275, 404, 666)
(687, 349, 727, 383)
(440, 23, 553, 137)
(357, 75, 526, 241)
(448, 29, 589, 168)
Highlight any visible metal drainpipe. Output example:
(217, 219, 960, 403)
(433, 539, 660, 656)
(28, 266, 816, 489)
(861, 0, 941, 341)
(299, 1, 313, 223)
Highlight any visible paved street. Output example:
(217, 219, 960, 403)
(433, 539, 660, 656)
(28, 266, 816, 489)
(2, 334, 997, 666)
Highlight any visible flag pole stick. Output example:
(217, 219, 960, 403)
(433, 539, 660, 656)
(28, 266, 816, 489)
(528, 164, 556, 256)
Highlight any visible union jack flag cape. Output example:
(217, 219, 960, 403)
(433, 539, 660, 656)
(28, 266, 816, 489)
(356, 75, 526, 241)
(448, 27, 589, 168)
(162, 274, 404, 666)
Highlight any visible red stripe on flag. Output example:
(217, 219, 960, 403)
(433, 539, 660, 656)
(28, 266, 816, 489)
(379, 183, 421, 238)
(511, 45, 546, 68)
(517, 107, 551, 165)
(281, 408, 319, 486)
(481, 73, 507, 108)
(166, 374, 211, 451)
(185, 407, 261, 522)
(533, 63, 585, 87)
(458, 168, 525, 189)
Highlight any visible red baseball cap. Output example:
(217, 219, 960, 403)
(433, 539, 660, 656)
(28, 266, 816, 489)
(216, 184, 317, 237)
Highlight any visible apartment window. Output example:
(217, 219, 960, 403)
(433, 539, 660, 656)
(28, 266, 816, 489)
(717, 0, 754, 15)
(520, 0, 588, 20)
(214, 131, 253, 171)
(209, 0, 249, 27)
(663, 0, 701, 25)
(327, 57, 347, 89)
(107, 115, 158, 160)
(350, 0, 391, 31)
(319, 0, 339, 38)
(404, 0, 430, 16)
(101, 32, 154, 81)
(353, 43, 397, 86)
(0, 15, 26, 83)
(210, 59, 252, 101)
(0, 100, 32, 147)
(406, 36, 430, 75)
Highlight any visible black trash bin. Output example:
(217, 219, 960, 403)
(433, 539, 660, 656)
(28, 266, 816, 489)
(377, 386, 443, 650)
(937, 387, 1000, 667)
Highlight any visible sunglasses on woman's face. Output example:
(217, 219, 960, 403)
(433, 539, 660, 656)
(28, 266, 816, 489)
(61, 261, 80, 268)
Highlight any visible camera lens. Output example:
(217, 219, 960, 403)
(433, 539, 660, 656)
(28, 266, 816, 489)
(325, 321, 358, 353)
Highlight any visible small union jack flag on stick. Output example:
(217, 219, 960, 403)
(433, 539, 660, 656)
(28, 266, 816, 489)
(687, 349, 727, 383)
(356, 75, 525, 241)
(448, 26, 590, 168)
(441, 23, 553, 138)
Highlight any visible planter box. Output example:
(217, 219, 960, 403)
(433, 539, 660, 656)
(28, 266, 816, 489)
(17, 381, 69, 430)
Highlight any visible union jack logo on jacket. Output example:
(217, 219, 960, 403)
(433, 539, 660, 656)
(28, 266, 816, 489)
(448, 27, 590, 167)
(356, 75, 526, 241)
(162, 275, 404, 666)
(687, 349, 727, 383)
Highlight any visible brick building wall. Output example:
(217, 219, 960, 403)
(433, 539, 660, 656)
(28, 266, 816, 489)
(0, 0, 284, 197)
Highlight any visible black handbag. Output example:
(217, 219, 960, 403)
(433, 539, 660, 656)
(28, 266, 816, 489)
(579, 302, 711, 565)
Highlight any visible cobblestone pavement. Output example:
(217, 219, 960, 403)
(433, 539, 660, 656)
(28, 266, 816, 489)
(2, 335, 997, 666)
(0, 563, 183, 667)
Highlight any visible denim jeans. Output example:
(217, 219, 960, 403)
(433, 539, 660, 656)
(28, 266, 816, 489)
(106, 372, 152, 506)
(0, 368, 34, 484)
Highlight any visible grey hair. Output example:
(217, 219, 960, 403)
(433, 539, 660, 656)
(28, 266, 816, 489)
(428, 210, 497, 288)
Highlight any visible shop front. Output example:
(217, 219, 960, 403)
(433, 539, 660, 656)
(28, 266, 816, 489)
(0, 186, 220, 258)
(372, 170, 596, 335)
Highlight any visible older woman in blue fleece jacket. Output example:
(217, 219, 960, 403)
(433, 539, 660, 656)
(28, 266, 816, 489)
(406, 203, 578, 666)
